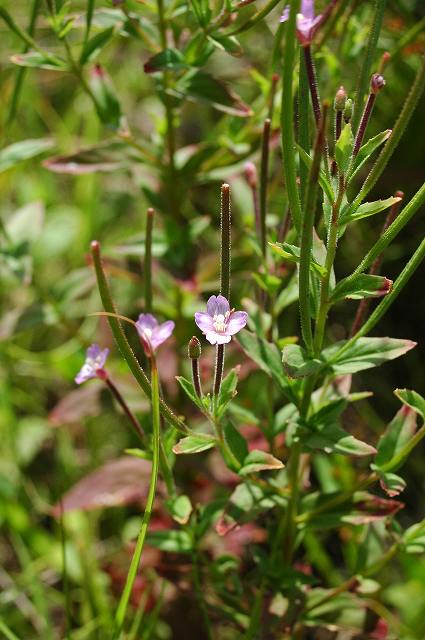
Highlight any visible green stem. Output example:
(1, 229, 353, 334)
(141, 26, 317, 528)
(298, 50, 310, 206)
(226, 0, 281, 36)
(220, 183, 231, 300)
(351, 0, 387, 132)
(280, 0, 302, 234)
(298, 103, 328, 355)
(259, 118, 271, 259)
(282, 441, 302, 564)
(349, 56, 425, 210)
(113, 358, 161, 638)
(83, 0, 95, 48)
(144, 208, 154, 313)
(191, 543, 213, 640)
(90, 241, 188, 434)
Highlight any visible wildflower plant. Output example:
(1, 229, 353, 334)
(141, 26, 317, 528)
(2, 0, 425, 639)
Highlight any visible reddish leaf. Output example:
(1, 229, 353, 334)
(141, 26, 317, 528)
(52, 457, 163, 516)
(48, 385, 102, 426)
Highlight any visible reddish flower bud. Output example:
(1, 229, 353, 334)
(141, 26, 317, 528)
(370, 73, 385, 94)
(244, 162, 258, 189)
(188, 336, 201, 359)
(334, 86, 347, 111)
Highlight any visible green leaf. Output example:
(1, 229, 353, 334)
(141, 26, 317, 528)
(252, 271, 281, 295)
(146, 529, 192, 553)
(340, 196, 401, 225)
(269, 242, 327, 278)
(217, 368, 239, 417)
(10, 51, 68, 71)
(296, 143, 334, 202)
(176, 70, 252, 117)
(322, 337, 416, 375)
(349, 129, 392, 182)
(372, 468, 406, 497)
(237, 331, 294, 399)
(207, 34, 243, 57)
(375, 406, 418, 470)
(172, 434, 216, 455)
(80, 27, 115, 64)
(403, 520, 425, 554)
(88, 65, 122, 129)
(176, 376, 205, 412)
(223, 422, 248, 471)
(239, 450, 284, 476)
(330, 273, 392, 302)
(282, 344, 322, 379)
(0, 139, 54, 172)
(216, 481, 285, 535)
(394, 388, 425, 419)
(335, 123, 353, 174)
(304, 424, 377, 457)
(6, 202, 44, 245)
(144, 48, 187, 73)
(43, 141, 137, 174)
(166, 494, 192, 525)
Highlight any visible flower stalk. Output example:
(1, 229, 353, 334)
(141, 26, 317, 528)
(104, 377, 146, 446)
(259, 118, 271, 259)
(144, 208, 154, 313)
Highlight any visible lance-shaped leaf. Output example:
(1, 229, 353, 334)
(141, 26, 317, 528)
(172, 434, 217, 455)
(374, 405, 418, 471)
(176, 376, 205, 412)
(335, 123, 354, 174)
(282, 344, 322, 379)
(348, 129, 392, 183)
(303, 423, 377, 457)
(322, 337, 416, 375)
(89, 65, 122, 129)
(43, 141, 137, 174)
(394, 388, 425, 419)
(238, 450, 284, 476)
(372, 469, 407, 497)
(175, 70, 252, 117)
(10, 51, 68, 71)
(269, 242, 327, 278)
(295, 143, 334, 202)
(0, 138, 54, 172)
(330, 273, 392, 302)
(144, 48, 188, 73)
(403, 520, 425, 555)
(80, 26, 115, 64)
(217, 368, 239, 418)
(237, 331, 294, 400)
(51, 457, 161, 516)
(340, 196, 401, 225)
(223, 421, 249, 471)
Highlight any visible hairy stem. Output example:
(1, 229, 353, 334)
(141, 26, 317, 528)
(144, 208, 154, 312)
(259, 118, 271, 258)
(105, 377, 146, 445)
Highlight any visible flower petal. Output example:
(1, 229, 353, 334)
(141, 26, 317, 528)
(216, 295, 230, 316)
(195, 312, 215, 334)
(226, 311, 248, 335)
(279, 6, 289, 22)
(135, 313, 158, 334)
(150, 321, 175, 350)
(206, 295, 218, 317)
(75, 363, 96, 385)
(301, 0, 315, 20)
(215, 333, 232, 345)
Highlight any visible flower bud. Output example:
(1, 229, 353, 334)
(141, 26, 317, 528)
(370, 73, 385, 95)
(343, 98, 353, 123)
(244, 161, 258, 189)
(188, 336, 201, 359)
(334, 86, 347, 111)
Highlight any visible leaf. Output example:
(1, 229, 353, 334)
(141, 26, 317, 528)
(394, 388, 425, 419)
(166, 495, 192, 525)
(374, 405, 418, 470)
(239, 450, 284, 476)
(282, 344, 322, 379)
(0, 139, 54, 172)
(10, 51, 68, 71)
(176, 376, 205, 412)
(303, 424, 377, 457)
(176, 70, 252, 117)
(52, 457, 158, 516)
(172, 434, 216, 455)
(251, 271, 281, 295)
(207, 34, 243, 57)
(80, 26, 115, 64)
(146, 529, 192, 553)
(237, 331, 293, 399)
(216, 482, 284, 536)
(89, 65, 122, 129)
(335, 123, 353, 174)
(269, 242, 327, 278)
(217, 368, 239, 417)
(330, 273, 392, 302)
(403, 520, 425, 554)
(296, 143, 334, 202)
(5, 201, 44, 245)
(43, 141, 137, 174)
(322, 337, 416, 375)
(340, 196, 401, 225)
(375, 470, 406, 497)
(144, 48, 188, 73)
(223, 421, 249, 470)
(349, 129, 392, 182)
(48, 385, 101, 426)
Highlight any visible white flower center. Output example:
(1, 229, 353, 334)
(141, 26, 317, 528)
(213, 312, 229, 333)
(142, 327, 153, 339)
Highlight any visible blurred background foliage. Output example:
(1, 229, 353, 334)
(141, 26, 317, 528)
(0, 0, 424, 638)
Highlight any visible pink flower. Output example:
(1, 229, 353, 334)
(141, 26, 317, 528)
(135, 314, 174, 352)
(75, 344, 109, 384)
(280, 0, 324, 47)
(195, 295, 248, 345)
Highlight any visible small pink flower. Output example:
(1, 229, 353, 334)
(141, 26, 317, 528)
(280, 0, 324, 47)
(195, 295, 248, 345)
(135, 314, 174, 352)
(75, 344, 109, 384)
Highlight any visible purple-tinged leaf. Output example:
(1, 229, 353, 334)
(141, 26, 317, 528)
(144, 48, 187, 73)
(330, 274, 392, 302)
(376, 471, 406, 497)
(52, 457, 161, 516)
(10, 51, 68, 71)
(238, 450, 284, 476)
(172, 434, 216, 455)
(345, 493, 404, 525)
(43, 141, 138, 174)
(48, 385, 102, 426)
(304, 423, 377, 457)
(322, 337, 417, 375)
